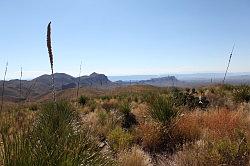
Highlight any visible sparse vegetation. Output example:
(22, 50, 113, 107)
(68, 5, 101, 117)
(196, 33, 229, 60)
(0, 21, 250, 166)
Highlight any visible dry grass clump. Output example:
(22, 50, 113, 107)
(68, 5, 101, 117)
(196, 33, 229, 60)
(83, 108, 122, 140)
(160, 107, 250, 166)
(160, 141, 221, 166)
(101, 99, 119, 111)
(169, 112, 202, 147)
(0, 108, 35, 135)
(136, 121, 165, 152)
(201, 108, 249, 140)
(162, 136, 250, 166)
(131, 103, 150, 123)
(118, 146, 152, 166)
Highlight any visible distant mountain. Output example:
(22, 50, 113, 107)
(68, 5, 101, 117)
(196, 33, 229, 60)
(1, 72, 249, 102)
(115, 76, 182, 87)
(0, 72, 112, 102)
(139, 76, 179, 87)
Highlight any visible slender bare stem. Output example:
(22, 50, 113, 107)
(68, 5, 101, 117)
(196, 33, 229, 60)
(1, 62, 8, 112)
(76, 60, 82, 99)
(25, 79, 37, 102)
(19, 67, 22, 101)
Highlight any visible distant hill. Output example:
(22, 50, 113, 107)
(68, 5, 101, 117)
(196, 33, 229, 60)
(115, 76, 183, 87)
(0, 72, 112, 102)
(1, 72, 249, 102)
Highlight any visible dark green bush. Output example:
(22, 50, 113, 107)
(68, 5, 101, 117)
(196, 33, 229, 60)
(170, 88, 187, 107)
(233, 85, 250, 103)
(78, 95, 89, 106)
(170, 88, 209, 109)
(0, 101, 114, 166)
(28, 103, 39, 111)
(119, 102, 137, 129)
(100, 95, 111, 101)
(149, 95, 178, 125)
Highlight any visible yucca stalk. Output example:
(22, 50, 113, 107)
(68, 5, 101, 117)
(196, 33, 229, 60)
(46, 22, 56, 103)
(76, 60, 82, 99)
(1, 62, 8, 112)
(24, 79, 37, 102)
(19, 67, 22, 101)
(223, 44, 235, 84)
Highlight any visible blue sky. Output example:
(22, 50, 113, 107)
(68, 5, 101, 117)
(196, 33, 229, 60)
(0, 0, 250, 79)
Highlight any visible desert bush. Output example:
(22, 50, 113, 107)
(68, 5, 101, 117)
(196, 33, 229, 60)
(78, 95, 89, 106)
(131, 103, 150, 123)
(100, 95, 111, 101)
(118, 146, 151, 166)
(87, 109, 121, 140)
(107, 127, 133, 151)
(148, 95, 178, 125)
(102, 99, 118, 111)
(28, 103, 39, 111)
(160, 141, 220, 166)
(87, 99, 97, 112)
(170, 88, 187, 107)
(141, 92, 158, 103)
(214, 137, 250, 165)
(201, 108, 249, 140)
(205, 92, 226, 107)
(0, 101, 114, 166)
(169, 112, 202, 148)
(137, 121, 165, 152)
(233, 85, 250, 103)
(221, 84, 235, 91)
(119, 102, 137, 129)
(164, 136, 250, 166)
(170, 88, 209, 109)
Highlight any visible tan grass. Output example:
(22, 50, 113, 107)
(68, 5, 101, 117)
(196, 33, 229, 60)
(137, 121, 165, 151)
(118, 146, 152, 166)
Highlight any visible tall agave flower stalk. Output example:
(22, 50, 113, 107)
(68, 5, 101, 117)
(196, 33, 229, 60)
(47, 22, 56, 102)
(1, 62, 8, 112)
(19, 67, 22, 101)
(223, 44, 235, 84)
(76, 60, 82, 99)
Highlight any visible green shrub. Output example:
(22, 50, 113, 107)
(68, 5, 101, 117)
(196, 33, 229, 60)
(221, 84, 235, 91)
(87, 99, 97, 112)
(100, 95, 111, 101)
(214, 137, 250, 166)
(119, 102, 131, 115)
(107, 127, 133, 151)
(233, 85, 250, 103)
(102, 100, 118, 112)
(149, 95, 178, 125)
(119, 102, 137, 129)
(170, 88, 209, 109)
(0, 101, 114, 166)
(78, 95, 89, 106)
(170, 88, 187, 107)
(28, 103, 39, 111)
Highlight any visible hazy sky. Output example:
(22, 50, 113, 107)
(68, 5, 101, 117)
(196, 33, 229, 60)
(1, 0, 250, 79)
